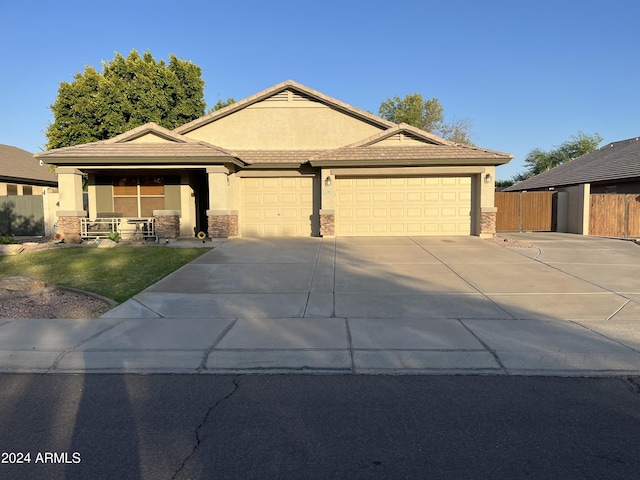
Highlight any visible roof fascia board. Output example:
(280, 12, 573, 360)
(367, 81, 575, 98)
(41, 156, 244, 167)
(311, 158, 510, 168)
(0, 175, 58, 186)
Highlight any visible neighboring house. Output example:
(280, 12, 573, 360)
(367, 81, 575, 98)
(35, 80, 513, 240)
(0, 144, 58, 236)
(504, 137, 640, 236)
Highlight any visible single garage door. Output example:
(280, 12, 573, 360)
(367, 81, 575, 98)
(335, 176, 471, 236)
(241, 177, 314, 236)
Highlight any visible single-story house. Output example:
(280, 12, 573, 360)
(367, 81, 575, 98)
(35, 80, 513, 240)
(0, 144, 58, 236)
(1, 144, 58, 195)
(503, 137, 640, 236)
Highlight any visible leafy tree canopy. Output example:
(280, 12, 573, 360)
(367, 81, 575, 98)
(378, 93, 474, 145)
(46, 50, 207, 149)
(511, 131, 603, 183)
(208, 98, 235, 113)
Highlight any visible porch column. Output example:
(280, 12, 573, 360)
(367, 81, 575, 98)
(479, 167, 497, 238)
(56, 167, 87, 241)
(320, 169, 335, 237)
(206, 166, 238, 238)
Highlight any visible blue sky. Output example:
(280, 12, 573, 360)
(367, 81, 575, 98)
(1, 0, 638, 180)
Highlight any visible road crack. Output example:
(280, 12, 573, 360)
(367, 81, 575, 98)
(171, 375, 241, 479)
(623, 376, 640, 395)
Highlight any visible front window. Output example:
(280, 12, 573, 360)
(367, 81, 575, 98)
(113, 175, 166, 217)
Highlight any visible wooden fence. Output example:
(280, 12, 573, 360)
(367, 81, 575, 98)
(0, 195, 45, 236)
(589, 194, 640, 238)
(495, 191, 555, 232)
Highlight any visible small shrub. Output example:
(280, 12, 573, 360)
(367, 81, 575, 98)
(108, 231, 121, 243)
(0, 235, 17, 244)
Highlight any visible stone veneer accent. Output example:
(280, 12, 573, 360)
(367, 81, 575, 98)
(153, 210, 180, 239)
(480, 209, 497, 236)
(208, 211, 238, 238)
(320, 210, 335, 237)
(56, 211, 86, 243)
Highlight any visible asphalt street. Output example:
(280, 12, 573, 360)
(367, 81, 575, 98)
(1, 374, 639, 479)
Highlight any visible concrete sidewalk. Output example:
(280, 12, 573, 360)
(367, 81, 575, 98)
(1, 234, 640, 376)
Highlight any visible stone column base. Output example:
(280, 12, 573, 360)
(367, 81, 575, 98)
(480, 208, 497, 237)
(56, 210, 86, 243)
(320, 209, 335, 237)
(207, 210, 238, 238)
(153, 210, 181, 239)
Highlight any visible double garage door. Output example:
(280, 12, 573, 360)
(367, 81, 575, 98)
(241, 176, 471, 237)
(335, 176, 471, 236)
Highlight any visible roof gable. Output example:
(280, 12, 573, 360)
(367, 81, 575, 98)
(175, 80, 395, 135)
(309, 124, 513, 167)
(35, 122, 240, 166)
(344, 124, 453, 148)
(109, 123, 190, 144)
(173, 80, 396, 150)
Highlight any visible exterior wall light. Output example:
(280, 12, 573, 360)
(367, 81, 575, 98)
(325, 176, 332, 187)
(484, 173, 493, 184)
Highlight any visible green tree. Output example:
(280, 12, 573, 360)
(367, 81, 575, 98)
(513, 131, 603, 182)
(495, 179, 515, 188)
(378, 93, 474, 144)
(208, 98, 235, 113)
(46, 50, 206, 149)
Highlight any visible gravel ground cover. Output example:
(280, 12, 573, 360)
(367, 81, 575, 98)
(0, 289, 112, 319)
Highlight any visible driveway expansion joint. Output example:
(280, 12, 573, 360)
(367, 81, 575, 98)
(458, 319, 509, 375)
(345, 318, 355, 373)
(47, 319, 126, 372)
(199, 318, 238, 372)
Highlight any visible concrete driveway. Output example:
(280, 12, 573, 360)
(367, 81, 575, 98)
(2, 233, 640, 375)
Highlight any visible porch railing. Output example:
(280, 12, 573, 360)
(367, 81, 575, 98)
(80, 217, 155, 240)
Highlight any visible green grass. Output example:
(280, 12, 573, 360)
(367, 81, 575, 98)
(0, 246, 210, 303)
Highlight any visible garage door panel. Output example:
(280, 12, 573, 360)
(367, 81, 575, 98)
(335, 176, 471, 236)
(241, 177, 313, 237)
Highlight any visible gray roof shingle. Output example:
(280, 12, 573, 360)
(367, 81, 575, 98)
(505, 137, 640, 191)
(0, 144, 57, 185)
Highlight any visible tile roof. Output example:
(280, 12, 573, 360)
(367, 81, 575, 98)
(310, 145, 513, 166)
(35, 123, 240, 165)
(345, 123, 454, 148)
(34, 83, 514, 170)
(233, 150, 326, 164)
(0, 144, 57, 185)
(505, 137, 640, 191)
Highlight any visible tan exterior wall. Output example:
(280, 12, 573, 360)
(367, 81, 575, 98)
(43, 190, 58, 236)
(0, 182, 46, 195)
(94, 184, 113, 216)
(128, 133, 174, 143)
(375, 134, 431, 147)
(184, 99, 383, 149)
(561, 184, 590, 234)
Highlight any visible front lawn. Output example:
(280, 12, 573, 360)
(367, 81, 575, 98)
(0, 246, 210, 303)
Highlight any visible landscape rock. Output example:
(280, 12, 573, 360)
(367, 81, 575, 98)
(0, 276, 47, 293)
(97, 239, 118, 248)
(0, 245, 23, 255)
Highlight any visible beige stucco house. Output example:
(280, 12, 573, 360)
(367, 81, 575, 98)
(36, 80, 513, 240)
